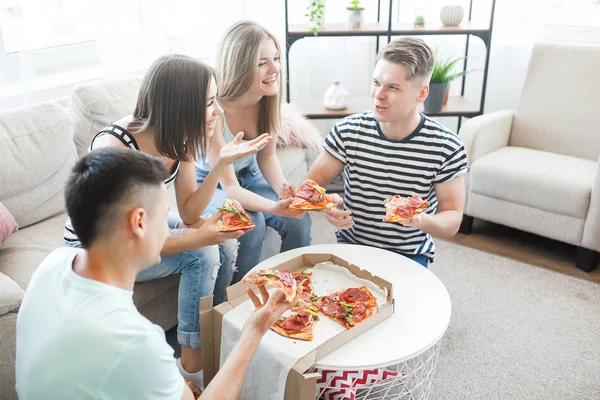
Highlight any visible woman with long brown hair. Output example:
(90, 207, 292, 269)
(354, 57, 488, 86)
(64, 54, 269, 390)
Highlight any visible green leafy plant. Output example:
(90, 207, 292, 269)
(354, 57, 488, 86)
(305, 0, 325, 36)
(430, 55, 472, 84)
(414, 15, 425, 26)
(347, 0, 364, 11)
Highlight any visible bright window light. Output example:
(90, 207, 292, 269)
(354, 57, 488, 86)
(0, 0, 141, 53)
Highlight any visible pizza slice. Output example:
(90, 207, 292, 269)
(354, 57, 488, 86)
(383, 195, 429, 223)
(292, 271, 315, 303)
(241, 269, 297, 302)
(313, 286, 378, 329)
(217, 198, 255, 231)
(271, 310, 315, 341)
(290, 179, 337, 211)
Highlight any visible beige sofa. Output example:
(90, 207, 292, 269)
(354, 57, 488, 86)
(459, 42, 600, 272)
(0, 78, 313, 399)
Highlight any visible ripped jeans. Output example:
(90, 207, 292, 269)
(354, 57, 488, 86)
(66, 213, 237, 349)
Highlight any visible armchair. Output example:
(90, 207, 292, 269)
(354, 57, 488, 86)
(459, 42, 600, 272)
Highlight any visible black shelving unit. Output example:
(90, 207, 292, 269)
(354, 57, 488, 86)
(284, 0, 497, 131)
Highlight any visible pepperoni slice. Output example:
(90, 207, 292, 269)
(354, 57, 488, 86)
(295, 311, 310, 325)
(281, 319, 304, 332)
(295, 184, 316, 200)
(322, 302, 346, 318)
(343, 288, 369, 302)
(351, 303, 366, 315)
(395, 204, 413, 218)
(407, 195, 424, 209)
(275, 271, 295, 286)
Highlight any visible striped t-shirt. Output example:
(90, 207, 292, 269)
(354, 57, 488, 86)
(323, 111, 469, 260)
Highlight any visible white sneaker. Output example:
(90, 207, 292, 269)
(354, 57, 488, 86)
(176, 358, 204, 391)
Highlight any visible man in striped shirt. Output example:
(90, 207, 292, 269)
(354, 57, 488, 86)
(307, 37, 469, 267)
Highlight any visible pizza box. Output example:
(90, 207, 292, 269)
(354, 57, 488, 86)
(200, 253, 395, 400)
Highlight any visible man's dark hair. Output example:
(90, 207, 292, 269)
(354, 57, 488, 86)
(65, 148, 168, 248)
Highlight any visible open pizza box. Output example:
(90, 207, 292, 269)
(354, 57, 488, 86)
(200, 253, 394, 400)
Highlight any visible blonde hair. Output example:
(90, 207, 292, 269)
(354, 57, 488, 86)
(376, 37, 435, 84)
(216, 21, 282, 135)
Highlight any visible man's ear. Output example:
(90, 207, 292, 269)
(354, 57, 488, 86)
(128, 207, 147, 239)
(417, 83, 429, 104)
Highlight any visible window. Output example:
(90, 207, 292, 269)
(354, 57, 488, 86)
(0, 0, 141, 53)
(543, 0, 600, 28)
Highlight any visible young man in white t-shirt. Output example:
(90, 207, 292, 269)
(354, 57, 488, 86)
(15, 147, 295, 399)
(307, 37, 469, 267)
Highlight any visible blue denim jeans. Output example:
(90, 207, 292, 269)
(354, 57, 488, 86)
(196, 160, 312, 297)
(66, 213, 236, 349)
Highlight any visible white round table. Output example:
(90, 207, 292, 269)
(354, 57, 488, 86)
(252, 244, 452, 400)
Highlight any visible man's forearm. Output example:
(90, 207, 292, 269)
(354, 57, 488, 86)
(422, 210, 463, 238)
(160, 230, 204, 256)
(200, 328, 262, 400)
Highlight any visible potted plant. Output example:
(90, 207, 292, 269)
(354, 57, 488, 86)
(424, 55, 471, 112)
(305, 0, 326, 36)
(347, 0, 365, 29)
(414, 15, 425, 27)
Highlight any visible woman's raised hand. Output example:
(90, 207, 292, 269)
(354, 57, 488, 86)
(217, 132, 272, 167)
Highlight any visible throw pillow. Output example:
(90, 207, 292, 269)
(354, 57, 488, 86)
(0, 202, 19, 244)
(278, 103, 324, 150)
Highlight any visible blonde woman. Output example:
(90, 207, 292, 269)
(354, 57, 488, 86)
(196, 21, 311, 288)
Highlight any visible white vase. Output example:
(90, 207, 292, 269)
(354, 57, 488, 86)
(323, 80, 348, 110)
(440, 5, 464, 27)
(348, 9, 363, 29)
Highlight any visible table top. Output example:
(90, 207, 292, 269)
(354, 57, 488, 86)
(252, 244, 452, 370)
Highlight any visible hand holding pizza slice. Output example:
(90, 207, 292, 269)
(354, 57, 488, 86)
(289, 179, 337, 211)
(383, 195, 429, 223)
(217, 198, 255, 231)
(242, 269, 298, 302)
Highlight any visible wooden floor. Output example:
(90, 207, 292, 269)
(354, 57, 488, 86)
(440, 219, 600, 284)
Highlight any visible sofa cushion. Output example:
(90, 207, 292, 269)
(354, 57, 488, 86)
(510, 43, 600, 161)
(470, 147, 596, 219)
(277, 147, 309, 188)
(0, 103, 77, 228)
(0, 213, 67, 290)
(68, 76, 142, 156)
(0, 272, 23, 316)
(0, 202, 18, 244)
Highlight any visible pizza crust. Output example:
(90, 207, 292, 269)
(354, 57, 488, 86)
(218, 222, 255, 232)
(383, 203, 428, 223)
(290, 197, 337, 211)
(270, 324, 314, 341)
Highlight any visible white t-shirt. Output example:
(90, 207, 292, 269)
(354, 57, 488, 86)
(15, 247, 185, 400)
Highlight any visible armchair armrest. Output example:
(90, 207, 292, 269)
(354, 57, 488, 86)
(582, 157, 600, 252)
(459, 109, 515, 165)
